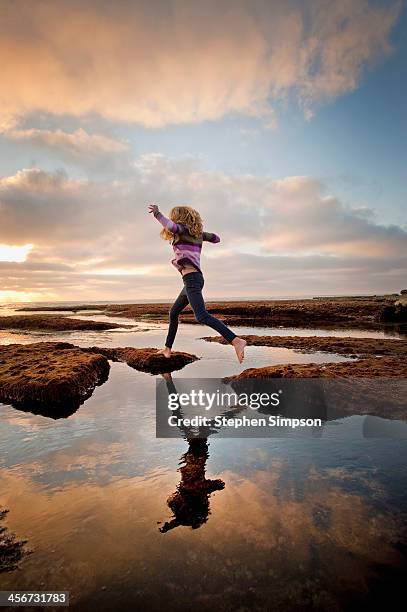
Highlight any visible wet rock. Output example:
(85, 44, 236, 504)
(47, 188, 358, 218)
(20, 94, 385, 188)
(378, 301, 407, 323)
(19, 294, 406, 331)
(16, 305, 108, 312)
(227, 356, 407, 379)
(33, 295, 399, 330)
(0, 315, 132, 331)
(202, 335, 407, 357)
(135, 295, 397, 329)
(226, 358, 407, 419)
(0, 342, 110, 416)
(85, 346, 198, 374)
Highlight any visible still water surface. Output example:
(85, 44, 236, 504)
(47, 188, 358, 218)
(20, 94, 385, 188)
(0, 317, 406, 611)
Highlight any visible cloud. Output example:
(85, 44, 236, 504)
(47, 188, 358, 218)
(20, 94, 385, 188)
(0, 155, 406, 299)
(6, 128, 129, 166)
(0, 0, 400, 129)
(297, 0, 401, 108)
(261, 176, 407, 257)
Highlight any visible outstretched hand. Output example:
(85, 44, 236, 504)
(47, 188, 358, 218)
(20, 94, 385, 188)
(148, 203, 159, 215)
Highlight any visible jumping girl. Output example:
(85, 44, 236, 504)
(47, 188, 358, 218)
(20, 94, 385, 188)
(148, 204, 247, 363)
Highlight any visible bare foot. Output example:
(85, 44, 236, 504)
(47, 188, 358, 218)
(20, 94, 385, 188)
(157, 347, 172, 358)
(232, 337, 247, 364)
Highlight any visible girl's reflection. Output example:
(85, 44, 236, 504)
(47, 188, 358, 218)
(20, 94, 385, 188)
(159, 436, 224, 532)
(159, 373, 229, 532)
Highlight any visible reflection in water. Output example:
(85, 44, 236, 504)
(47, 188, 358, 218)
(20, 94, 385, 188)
(7, 400, 81, 420)
(0, 317, 406, 610)
(0, 432, 406, 610)
(0, 508, 29, 573)
(160, 374, 227, 532)
(160, 438, 224, 532)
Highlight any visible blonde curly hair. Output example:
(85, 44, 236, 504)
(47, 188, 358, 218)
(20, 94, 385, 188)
(160, 205, 203, 241)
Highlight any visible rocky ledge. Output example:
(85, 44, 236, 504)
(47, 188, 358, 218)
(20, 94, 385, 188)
(0, 342, 110, 417)
(379, 293, 407, 323)
(16, 294, 407, 330)
(202, 335, 407, 358)
(227, 356, 407, 379)
(85, 346, 198, 374)
(226, 357, 407, 420)
(0, 342, 199, 416)
(0, 315, 132, 331)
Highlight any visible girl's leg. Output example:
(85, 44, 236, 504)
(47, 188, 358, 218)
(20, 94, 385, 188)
(184, 273, 246, 362)
(164, 287, 189, 350)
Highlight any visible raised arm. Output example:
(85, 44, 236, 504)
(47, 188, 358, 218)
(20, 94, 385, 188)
(148, 204, 184, 234)
(202, 231, 220, 243)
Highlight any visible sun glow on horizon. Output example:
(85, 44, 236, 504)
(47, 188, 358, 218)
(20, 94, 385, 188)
(0, 243, 33, 262)
(0, 290, 53, 304)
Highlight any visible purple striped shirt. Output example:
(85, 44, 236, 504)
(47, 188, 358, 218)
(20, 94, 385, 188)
(153, 210, 220, 272)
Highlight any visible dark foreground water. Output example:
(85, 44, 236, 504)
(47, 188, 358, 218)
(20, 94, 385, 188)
(0, 316, 406, 611)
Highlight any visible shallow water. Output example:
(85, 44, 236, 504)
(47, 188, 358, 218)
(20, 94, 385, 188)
(0, 317, 406, 611)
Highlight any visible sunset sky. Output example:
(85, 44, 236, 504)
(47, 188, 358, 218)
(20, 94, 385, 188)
(0, 0, 406, 302)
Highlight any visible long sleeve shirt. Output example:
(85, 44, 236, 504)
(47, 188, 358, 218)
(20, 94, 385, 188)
(153, 210, 220, 273)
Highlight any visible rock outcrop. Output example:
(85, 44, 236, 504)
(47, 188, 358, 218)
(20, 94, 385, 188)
(379, 293, 407, 323)
(202, 335, 407, 357)
(226, 359, 406, 420)
(85, 346, 198, 374)
(0, 315, 132, 331)
(0, 342, 199, 417)
(101, 295, 397, 328)
(18, 295, 402, 330)
(0, 342, 110, 417)
(226, 356, 407, 379)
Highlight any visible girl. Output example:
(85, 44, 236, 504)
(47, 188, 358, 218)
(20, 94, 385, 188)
(148, 203, 247, 363)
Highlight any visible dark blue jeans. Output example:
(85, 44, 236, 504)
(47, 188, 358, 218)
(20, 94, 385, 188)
(165, 271, 237, 348)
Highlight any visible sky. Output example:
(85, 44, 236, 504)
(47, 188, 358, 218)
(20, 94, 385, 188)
(0, 0, 406, 302)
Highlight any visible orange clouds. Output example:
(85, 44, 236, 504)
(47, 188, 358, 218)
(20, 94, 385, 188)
(262, 176, 407, 258)
(6, 128, 129, 161)
(0, 156, 406, 299)
(0, 0, 401, 129)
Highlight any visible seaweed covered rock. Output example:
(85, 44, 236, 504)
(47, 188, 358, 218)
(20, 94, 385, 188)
(202, 335, 407, 357)
(0, 315, 132, 331)
(378, 292, 407, 323)
(226, 358, 407, 420)
(86, 346, 198, 374)
(20, 295, 402, 330)
(227, 356, 407, 380)
(379, 303, 407, 323)
(0, 342, 110, 416)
